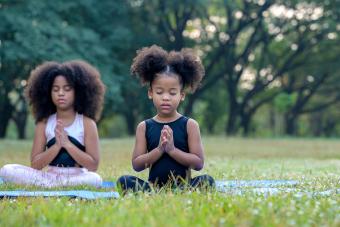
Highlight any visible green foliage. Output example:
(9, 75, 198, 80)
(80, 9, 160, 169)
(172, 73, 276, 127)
(274, 92, 298, 113)
(1, 0, 339, 138)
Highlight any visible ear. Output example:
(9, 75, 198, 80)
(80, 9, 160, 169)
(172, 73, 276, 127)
(148, 88, 153, 99)
(180, 91, 186, 101)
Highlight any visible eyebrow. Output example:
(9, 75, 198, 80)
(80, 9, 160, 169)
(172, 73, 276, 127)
(52, 84, 72, 88)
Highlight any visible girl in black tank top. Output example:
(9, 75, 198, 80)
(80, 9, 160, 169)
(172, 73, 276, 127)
(117, 45, 215, 193)
(146, 116, 189, 185)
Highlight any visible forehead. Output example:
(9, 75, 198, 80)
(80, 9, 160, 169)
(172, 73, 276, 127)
(52, 75, 70, 85)
(152, 74, 181, 89)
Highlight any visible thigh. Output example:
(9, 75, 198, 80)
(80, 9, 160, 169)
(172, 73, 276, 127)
(0, 163, 57, 186)
(57, 170, 102, 187)
(0, 164, 47, 177)
(46, 166, 85, 175)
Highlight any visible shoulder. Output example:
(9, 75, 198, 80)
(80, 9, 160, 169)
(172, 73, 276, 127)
(35, 120, 47, 130)
(83, 115, 97, 130)
(186, 118, 200, 131)
(34, 120, 47, 138)
(136, 121, 146, 132)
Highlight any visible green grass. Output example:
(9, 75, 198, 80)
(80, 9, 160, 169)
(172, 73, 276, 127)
(0, 137, 339, 226)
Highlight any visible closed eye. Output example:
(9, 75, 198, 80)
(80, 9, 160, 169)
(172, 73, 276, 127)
(64, 85, 73, 91)
(52, 86, 59, 92)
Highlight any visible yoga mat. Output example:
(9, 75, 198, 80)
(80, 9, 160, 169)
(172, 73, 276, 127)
(0, 177, 119, 199)
(0, 190, 119, 199)
(218, 187, 340, 196)
(215, 180, 299, 190)
(101, 181, 116, 188)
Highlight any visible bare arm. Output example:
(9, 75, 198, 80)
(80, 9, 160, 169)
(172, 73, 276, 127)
(62, 117, 100, 171)
(164, 119, 204, 170)
(31, 121, 61, 170)
(132, 121, 164, 172)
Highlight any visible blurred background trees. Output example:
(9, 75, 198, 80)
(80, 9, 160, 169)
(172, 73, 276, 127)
(1, 0, 339, 139)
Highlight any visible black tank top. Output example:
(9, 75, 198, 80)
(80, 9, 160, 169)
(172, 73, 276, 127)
(46, 136, 85, 167)
(145, 115, 189, 186)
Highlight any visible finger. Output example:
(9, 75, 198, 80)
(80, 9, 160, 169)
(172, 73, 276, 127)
(56, 122, 62, 131)
(165, 130, 171, 138)
(164, 126, 172, 135)
(57, 120, 64, 129)
(161, 130, 167, 139)
(55, 128, 61, 135)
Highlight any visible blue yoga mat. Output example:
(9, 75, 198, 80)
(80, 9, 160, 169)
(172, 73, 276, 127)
(215, 180, 299, 189)
(101, 181, 116, 188)
(217, 187, 340, 196)
(1, 178, 338, 198)
(0, 190, 119, 199)
(0, 178, 119, 199)
(1, 179, 297, 189)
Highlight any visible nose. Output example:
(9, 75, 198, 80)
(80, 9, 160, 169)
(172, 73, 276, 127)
(58, 89, 65, 96)
(162, 93, 170, 100)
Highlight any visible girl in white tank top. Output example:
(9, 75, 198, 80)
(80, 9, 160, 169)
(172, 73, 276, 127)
(0, 60, 105, 188)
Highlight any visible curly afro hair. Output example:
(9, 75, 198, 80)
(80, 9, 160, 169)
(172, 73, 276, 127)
(130, 45, 205, 92)
(25, 60, 106, 123)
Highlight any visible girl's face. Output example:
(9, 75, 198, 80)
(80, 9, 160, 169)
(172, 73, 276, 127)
(51, 75, 75, 111)
(148, 73, 185, 118)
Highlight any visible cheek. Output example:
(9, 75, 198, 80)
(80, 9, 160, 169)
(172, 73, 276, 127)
(51, 91, 57, 100)
(68, 91, 75, 99)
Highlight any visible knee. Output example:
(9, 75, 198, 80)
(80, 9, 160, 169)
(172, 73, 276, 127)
(87, 172, 103, 186)
(116, 175, 133, 188)
(93, 172, 103, 181)
(193, 174, 215, 188)
(202, 174, 215, 187)
(0, 164, 16, 177)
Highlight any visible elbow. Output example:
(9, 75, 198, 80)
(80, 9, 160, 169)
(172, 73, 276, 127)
(88, 167, 98, 172)
(30, 161, 43, 170)
(193, 160, 204, 171)
(88, 160, 99, 172)
(132, 163, 144, 172)
(132, 160, 145, 172)
(88, 165, 98, 172)
(133, 166, 144, 172)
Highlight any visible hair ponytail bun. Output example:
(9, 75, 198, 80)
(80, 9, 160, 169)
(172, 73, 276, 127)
(130, 45, 168, 84)
(168, 49, 205, 92)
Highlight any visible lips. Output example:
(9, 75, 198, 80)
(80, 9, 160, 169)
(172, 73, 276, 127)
(57, 99, 66, 104)
(160, 104, 171, 110)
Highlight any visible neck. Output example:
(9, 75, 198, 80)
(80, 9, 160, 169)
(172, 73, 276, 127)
(155, 111, 181, 123)
(56, 109, 76, 120)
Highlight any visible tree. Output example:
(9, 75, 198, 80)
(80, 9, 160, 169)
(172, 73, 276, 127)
(0, 0, 125, 138)
(181, 0, 339, 135)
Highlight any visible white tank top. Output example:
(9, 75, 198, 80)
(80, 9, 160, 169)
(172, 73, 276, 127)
(45, 113, 84, 145)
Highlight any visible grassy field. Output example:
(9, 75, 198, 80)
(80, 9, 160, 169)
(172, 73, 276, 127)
(0, 137, 339, 226)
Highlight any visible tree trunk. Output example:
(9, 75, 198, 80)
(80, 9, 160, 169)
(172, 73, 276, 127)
(125, 113, 136, 136)
(324, 116, 336, 137)
(13, 110, 28, 139)
(269, 106, 276, 135)
(284, 113, 298, 136)
(183, 93, 197, 116)
(240, 112, 251, 136)
(226, 101, 239, 135)
(0, 99, 13, 138)
(225, 76, 240, 135)
(310, 112, 323, 137)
